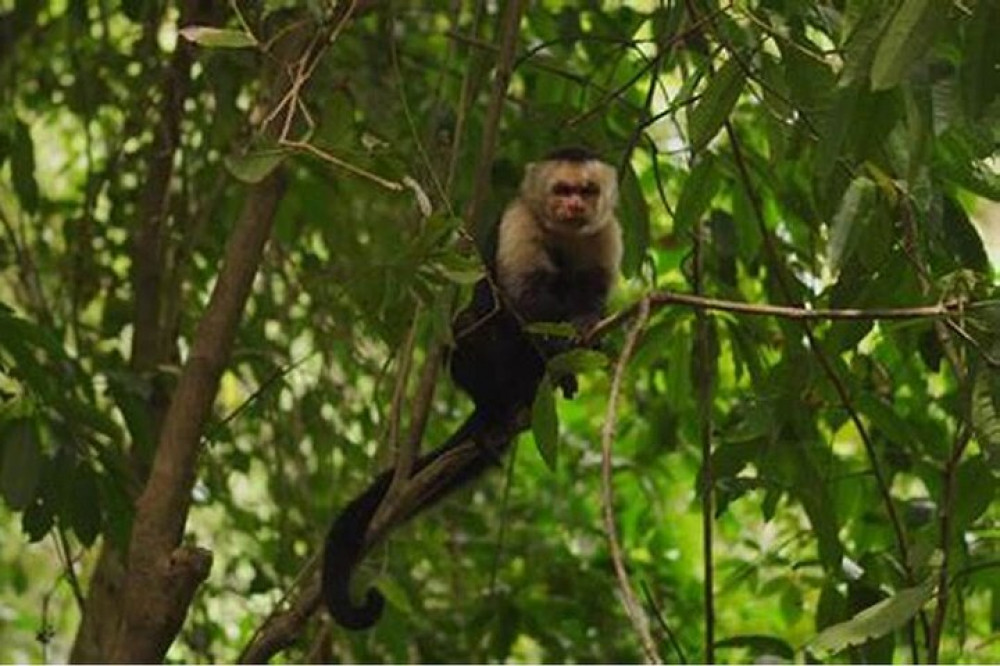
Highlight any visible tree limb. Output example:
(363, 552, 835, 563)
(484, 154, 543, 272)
(600, 297, 661, 664)
(110, 171, 287, 663)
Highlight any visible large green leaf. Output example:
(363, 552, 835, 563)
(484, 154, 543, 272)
(688, 58, 746, 152)
(952, 456, 997, 537)
(179, 26, 257, 49)
(973, 371, 1000, 470)
(960, 0, 1000, 119)
(0, 419, 42, 511)
(808, 579, 934, 658)
(225, 149, 288, 184)
(11, 120, 38, 213)
(827, 176, 878, 274)
(870, 0, 947, 91)
(531, 375, 559, 471)
(673, 154, 721, 235)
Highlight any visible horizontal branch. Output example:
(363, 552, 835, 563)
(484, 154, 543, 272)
(591, 290, 963, 341)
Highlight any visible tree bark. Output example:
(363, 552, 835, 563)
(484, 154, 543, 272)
(70, 1, 200, 658)
(109, 171, 287, 662)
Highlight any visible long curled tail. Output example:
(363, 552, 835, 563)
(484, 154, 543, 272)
(322, 410, 510, 630)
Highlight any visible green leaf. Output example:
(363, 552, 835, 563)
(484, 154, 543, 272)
(179, 26, 257, 49)
(934, 124, 1000, 200)
(618, 163, 650, 277)
(942, 196, 989, 272)
(70, 464, 102, 546)
(856, 393, 924, 455)
(973, 371, 1000, 470)
(547, 349, 608, 375)
(688, 58, 746, 152)
(673, 155, 720, 235)
(373, 576, 415, 618)
(960, 0, 1000, 119)
(22, 494, 54, 541)
(952, 456, 996, 537)
(815, 82, 862, 184)
(224, 149, 288, 184)
(434, 253, 484, 285)
(808, 579, 935, 658)
(531, 375, 559, 471)
(870, 0, 946, 91)
(785, 440, 843, 570)
(11, 120, 38, 214)
(0, 419, 42, 511)
(839, 4, 895, 89)
(828, 177, 878, 274)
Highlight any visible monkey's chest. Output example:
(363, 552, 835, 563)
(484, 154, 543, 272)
(545, 245, 605, 290)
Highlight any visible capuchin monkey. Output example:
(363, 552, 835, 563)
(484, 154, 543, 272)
(322, 147, 623, 630)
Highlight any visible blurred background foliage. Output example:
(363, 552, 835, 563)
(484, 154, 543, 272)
(1, 0, 1000, 662)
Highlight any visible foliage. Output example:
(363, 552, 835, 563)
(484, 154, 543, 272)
(1, 0, 999, 662)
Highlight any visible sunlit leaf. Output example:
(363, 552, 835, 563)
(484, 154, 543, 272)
(673, 154, 720, 235)
(547, 349, 608, 375)
(224, 149, 288, 183)
(179, 26, 257, 49)
(688, 58, 746, 152)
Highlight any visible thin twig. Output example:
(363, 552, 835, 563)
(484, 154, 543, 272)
(53, 528, 85, 611)
(588, 290, 960, 342)
(691, 146, 715, 665)
(463, 0, 525, 228)
(640, 580, 688, 664)
(386, 314, 421, 495)
(929, 426, 974, 662)
(600, 297, 661, 664)
(404, 342, 446, 454)
(443, 1, 485, 195)
(488, 440, 519, 597)
(281, 140, 404, 191)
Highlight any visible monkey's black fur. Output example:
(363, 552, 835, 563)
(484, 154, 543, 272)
(322, 148, 619, 630)
(322, 281, 547, 630)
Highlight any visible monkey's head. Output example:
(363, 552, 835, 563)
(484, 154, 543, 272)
(521, 149, 619, 235)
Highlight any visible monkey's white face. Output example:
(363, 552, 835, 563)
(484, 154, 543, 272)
(522, 159, 618, 235)
(546, 177, 602, 227)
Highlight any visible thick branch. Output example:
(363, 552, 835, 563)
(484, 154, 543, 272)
(111, 171, 287, 663)
(240, 579, 323, 664)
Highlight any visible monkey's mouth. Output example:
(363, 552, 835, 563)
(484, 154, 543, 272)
(557, 214, 588, 227)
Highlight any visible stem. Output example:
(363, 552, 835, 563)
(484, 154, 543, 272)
(600, 298, 661, 664)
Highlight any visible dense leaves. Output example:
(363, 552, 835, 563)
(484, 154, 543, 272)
(0, 0, 999, 663)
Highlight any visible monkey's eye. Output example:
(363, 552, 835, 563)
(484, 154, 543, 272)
(552, 182, 600, 198)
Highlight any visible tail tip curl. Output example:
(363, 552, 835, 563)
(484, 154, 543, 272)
(323, 582, 385, 631)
